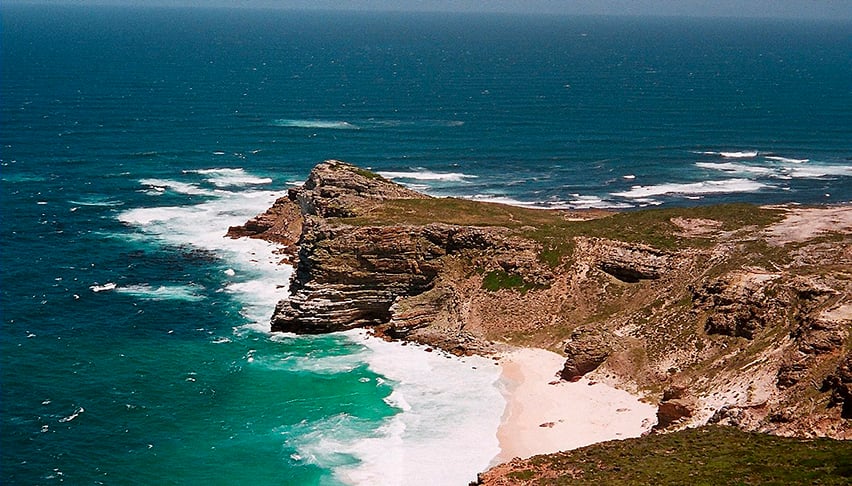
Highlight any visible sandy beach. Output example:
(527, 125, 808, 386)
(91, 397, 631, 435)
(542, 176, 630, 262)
(494, 348, 657, 464)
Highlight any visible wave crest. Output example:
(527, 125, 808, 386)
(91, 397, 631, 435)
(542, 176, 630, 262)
(613, 178, 768, 199)
(377, 170, 477, 182)
(272, 119, 359, 130)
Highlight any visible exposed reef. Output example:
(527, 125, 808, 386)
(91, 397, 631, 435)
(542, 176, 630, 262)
(232, 160, 852, 461)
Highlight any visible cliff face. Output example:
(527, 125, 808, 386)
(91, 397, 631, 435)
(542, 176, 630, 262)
(237, 160, 852, 440)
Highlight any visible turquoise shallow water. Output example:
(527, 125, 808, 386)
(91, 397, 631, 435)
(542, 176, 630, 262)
(2, 5, 851, 485)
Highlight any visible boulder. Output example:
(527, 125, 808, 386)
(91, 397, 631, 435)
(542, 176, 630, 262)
(560, 328, 612, 381)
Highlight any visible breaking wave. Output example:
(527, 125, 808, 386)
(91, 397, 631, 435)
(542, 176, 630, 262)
(272, 119, 360, 130)
(113, 283, 206, 302)
(284, 330, 504, 486)
(186, 168, 273, 188)
(612, 178, 769, 200)
(377, 170, 478, 182)
(139, 178, 217, 196)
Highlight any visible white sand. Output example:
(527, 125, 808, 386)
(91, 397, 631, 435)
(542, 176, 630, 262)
(493, 347, 657, 464)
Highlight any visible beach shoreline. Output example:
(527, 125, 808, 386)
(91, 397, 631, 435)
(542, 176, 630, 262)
(492, 347, 657, 465)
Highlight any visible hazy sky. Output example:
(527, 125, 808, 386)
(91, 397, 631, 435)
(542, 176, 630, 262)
(11, 0, 852, 20)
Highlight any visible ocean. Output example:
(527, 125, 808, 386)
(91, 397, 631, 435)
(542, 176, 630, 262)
(1, 5, 850, 484)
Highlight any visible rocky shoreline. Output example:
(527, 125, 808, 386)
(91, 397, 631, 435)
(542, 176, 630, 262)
(229, 160, 851, 480)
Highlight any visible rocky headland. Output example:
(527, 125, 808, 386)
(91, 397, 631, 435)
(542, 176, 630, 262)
(229, 160, 851, 481)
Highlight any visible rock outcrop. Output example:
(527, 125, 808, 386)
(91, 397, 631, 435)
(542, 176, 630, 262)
(227, 195, 304, 259)
(288, 159, 429, 218)
(236, 160, 852, 445)
(823, 352, 852, 418)
(560, 327, 613, 381)
(583, 237, 671, 282)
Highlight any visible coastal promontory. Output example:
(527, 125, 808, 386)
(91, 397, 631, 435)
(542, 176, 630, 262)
(230, 160, 852, 480)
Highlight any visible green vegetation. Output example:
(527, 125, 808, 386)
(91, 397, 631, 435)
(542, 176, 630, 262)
(334, 198, 784, 268)
(481, 270, 543, 293)
(352, 167, 387, 181)
(570, 203, 784, 250)
(508, 426, 852, 485)
(337, 197, 572, 228)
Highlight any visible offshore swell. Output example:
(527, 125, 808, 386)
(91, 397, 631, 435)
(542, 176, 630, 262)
(2, 4, 851, 485)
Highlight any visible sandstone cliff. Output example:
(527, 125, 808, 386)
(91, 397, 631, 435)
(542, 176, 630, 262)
(233, 160, 852, 444)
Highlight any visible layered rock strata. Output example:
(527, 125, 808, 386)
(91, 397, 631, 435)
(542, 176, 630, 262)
(235, 160, 852, 441)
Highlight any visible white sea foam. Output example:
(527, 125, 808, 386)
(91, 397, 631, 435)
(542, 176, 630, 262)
(765, 155, 809, 164)
(613, 178, 768, 199)
(90, 282, 117, 292)
(697, 160, 852, 180)
(464, 194, 632, 210)
(114, 284, 205, 302)
(464, 194, 555, 208)
(292, 330, 504, 486)
(377, 170, 478, 182)
(138, 178, 216, 196)
(120, 169, 504, 486)
(119, 177, 291, 330)
(783, 164, 852, 179)
(567, 195, 634, 210)
(272, 119, 359, 130)
(695, 162, 775, 176)
(697, 150, 759, 158)
(58, 406, 84, 423)
(720, 150, 758, 158)
(187, 168, 273, 188)
(69, 196, 125, 207)
(257, 348, 372, 374)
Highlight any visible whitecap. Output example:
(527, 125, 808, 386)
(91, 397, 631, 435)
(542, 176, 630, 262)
(285, 330, 504, 486)
(612, 178, 768, 199)
(719, 151, 758, 158)
(114, 284, 205, 302)
(68, 196, 125, 207)
(567, 195, 634, 210)
(782, 164, 852, 179)
(139, 178, 216, 196)
(187, 168, 273, 188)
(58, 406, 84, 423)
(695, 162, 775, 176)
(463, 194, 632, 210)
(326, 330, 504, 486)
(377, 170, 478, 182)
(90, 282, 117, 293)
(463, 194, 554, 208)
(272, 119, 359, 130)
(118, 180, 291, 331)
(765, 155, 809, 164)
(254, 349, 371, 374)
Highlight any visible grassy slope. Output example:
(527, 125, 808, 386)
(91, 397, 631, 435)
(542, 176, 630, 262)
(335, 198, 784, 264)
(494, 426, 852, 485)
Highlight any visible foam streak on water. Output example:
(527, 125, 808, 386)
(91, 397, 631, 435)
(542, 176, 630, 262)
(118, 168, 505, 485)
(335, 331, 503, 486)
(3, 8, 852, 484)
(119, 174, 290, 329)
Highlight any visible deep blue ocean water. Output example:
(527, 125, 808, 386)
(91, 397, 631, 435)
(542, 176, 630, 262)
(2, 5, 851, 484)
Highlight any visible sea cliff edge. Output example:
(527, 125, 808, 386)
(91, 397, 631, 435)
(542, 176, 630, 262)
(229, 160, 852, 480)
